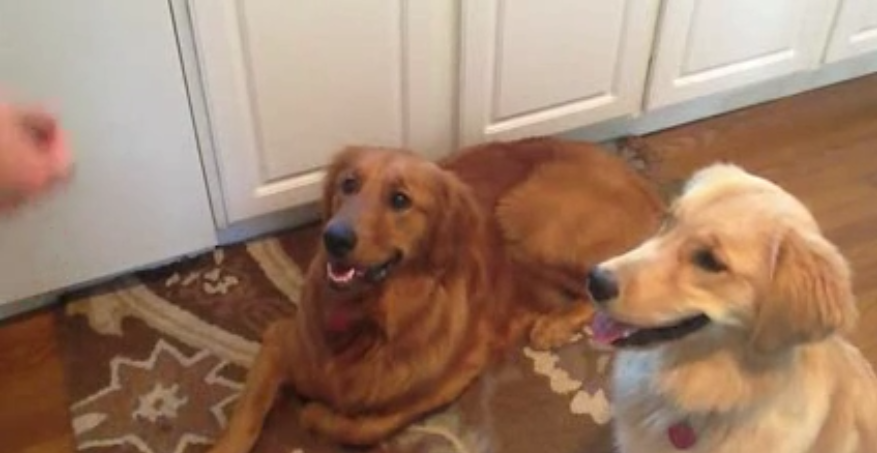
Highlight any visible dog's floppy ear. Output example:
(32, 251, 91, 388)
(321, 147, 363, 220)
(431, 169, 489, 295)
(751, 227, 858, 354)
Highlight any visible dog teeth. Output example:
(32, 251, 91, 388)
(327, 264, 356, 283)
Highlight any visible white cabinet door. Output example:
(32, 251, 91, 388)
(647, 0, 837, 109)
(188, 0, 457, 223)
(825, 0, 877, 63)
(459, 0, 661, 145)
(0, 0, 217, 306)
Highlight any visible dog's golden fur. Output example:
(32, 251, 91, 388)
(208, 138, 663, 452)
(595, 164, 877, 453)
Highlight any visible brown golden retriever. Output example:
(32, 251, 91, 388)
(586, 164, 877, 453)
(208, 138, 662, 452)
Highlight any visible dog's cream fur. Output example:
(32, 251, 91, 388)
(596, 164, 877, 453)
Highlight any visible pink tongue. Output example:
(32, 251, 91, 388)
(590, 311, 636, 345)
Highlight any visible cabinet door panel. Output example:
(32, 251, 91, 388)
(647, 0, 836, 109)
(189, 0, 456, 223)
(825, 0, 877, 63)
(459, 0, 660, 145)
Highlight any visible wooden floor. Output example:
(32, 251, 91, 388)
(3, 74, 877, 452)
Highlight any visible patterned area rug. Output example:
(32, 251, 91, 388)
(58, 139, 675, 453)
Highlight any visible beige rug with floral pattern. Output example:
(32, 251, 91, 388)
(58, 138, 675, 453)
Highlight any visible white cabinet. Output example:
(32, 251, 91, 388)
(186, 0, 877, 224)
(458, 0, 661, 145)
(0, 0, 217, 307)
(647, 0, 837, 109)
(824, 0, 877, 63)
(188, 0, 457, 224)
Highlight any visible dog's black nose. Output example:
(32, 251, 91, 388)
(586, 267, 619, 304)
(323, 222, 357, 258)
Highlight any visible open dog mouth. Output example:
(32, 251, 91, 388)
(590, 311, 711, 348)
(326, 252, 402, 289)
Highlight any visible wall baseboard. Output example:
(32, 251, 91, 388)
(216, 201, 321, 246)
(0, 293, 59, 321)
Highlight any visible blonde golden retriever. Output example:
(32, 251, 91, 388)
(208, 138, 662, 452)
(586, 163, 877, 453)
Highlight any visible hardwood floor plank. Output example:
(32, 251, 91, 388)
(0, 311, 74, 453)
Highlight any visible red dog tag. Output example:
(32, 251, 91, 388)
(668, 421, 696, 449)
(326, 308, 351, 333)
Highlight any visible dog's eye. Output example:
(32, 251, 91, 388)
(339, 176, 359, 195)
(691, 248, 726, 273)
(390, 191, 411, 211)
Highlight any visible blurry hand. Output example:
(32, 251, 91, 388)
(0, 103, 72, 212)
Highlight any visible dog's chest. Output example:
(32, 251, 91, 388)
(611, 352, 827, 453)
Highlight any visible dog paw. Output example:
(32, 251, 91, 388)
(300, 402, 334, 434)
(529, 318, 581, 351)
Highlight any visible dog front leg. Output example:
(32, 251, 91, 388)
(529, 302, 594, 350)
(208, 322, 289, 453)
(300, 340, 488, 446)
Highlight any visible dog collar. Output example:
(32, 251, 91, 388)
(668, 420, 696, 449)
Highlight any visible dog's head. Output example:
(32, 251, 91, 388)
(586, 164, 857, 354)
(319, 146, 485, 291)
